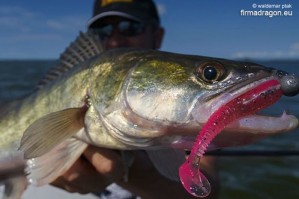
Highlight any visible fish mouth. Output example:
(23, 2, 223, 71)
(191, 77, 298, 148)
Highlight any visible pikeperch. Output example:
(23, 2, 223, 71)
(0, 32, 298, 198)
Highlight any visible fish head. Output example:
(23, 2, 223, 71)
(189, 59, 299, 149)
(89, 50, 298, 149)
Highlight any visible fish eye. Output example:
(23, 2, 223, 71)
(196, 62, 225, 83)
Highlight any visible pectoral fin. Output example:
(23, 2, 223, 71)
(19, 107, 87, 159)
(26, 137, 88, 186)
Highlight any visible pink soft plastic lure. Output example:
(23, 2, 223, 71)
(179, 79, 283, 197)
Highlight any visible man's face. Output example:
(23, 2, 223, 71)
(90, 16, 164, 50)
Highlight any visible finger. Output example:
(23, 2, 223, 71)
(51, 146, 125, 194)
(83, 146, 125, 180)
(52, 176, 90, 194)
(51, 157, 93, 194)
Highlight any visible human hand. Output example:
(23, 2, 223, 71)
(51, 145, 125, 194)
(51, 147, 219, 199)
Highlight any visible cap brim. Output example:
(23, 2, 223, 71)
(86, 11, 142, 28)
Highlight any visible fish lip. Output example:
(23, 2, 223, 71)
(192, 77, 280, 123)
(211, 76, 281, 113)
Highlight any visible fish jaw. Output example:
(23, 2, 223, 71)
(227, 112, 298, 133)
(210, 113, 298, 148)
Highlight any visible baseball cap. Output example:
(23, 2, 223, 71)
(87, 0, 160, 28)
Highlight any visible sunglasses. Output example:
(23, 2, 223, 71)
(91, 20, 146, 39)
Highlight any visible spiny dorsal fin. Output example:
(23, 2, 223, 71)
(37, 31, 103, 88)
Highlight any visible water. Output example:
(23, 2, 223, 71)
(0, 59, 298, 199)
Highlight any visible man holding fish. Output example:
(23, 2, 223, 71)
(1, 1, 298, 199)
(51, 0, 219, 198)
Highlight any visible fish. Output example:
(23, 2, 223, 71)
(0, 31, 298, 199)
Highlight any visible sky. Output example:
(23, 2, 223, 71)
(0, 0, 298, 60)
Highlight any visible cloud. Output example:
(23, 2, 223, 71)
(0, 5, 87, 33)
(46, 16, 87, 32)
(157, 3, 167, 16)
(232, 42, 299, 59)
(290, 43, 299, 51)
(0, 6, 36, 32)
(0, 5, 87, 43)
(0, 5, 35, 17)
(0, 5, 89, 59)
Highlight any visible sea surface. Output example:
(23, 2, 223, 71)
(0, 59, 298, 199)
